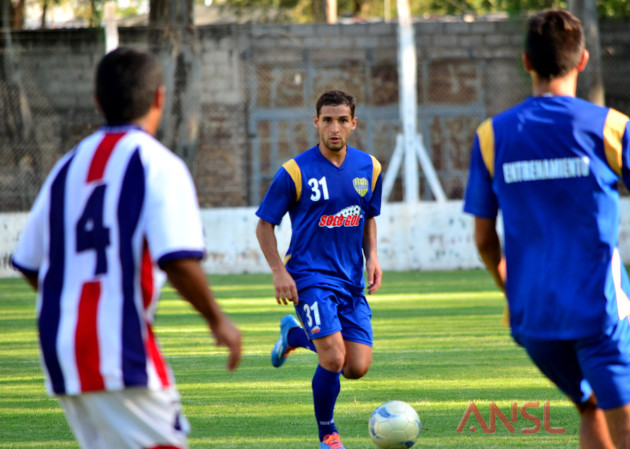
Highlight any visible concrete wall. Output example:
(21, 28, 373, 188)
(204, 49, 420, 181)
(3, 17, 630, 211)
(3, 198, 630, 277)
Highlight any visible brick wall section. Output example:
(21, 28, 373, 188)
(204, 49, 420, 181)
(2, 16, 630, 210)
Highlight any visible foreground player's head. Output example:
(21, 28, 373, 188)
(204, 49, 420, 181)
(524, 9, 586, 81)
(95, 47, 165, 133)
(316, 90, 356, 118)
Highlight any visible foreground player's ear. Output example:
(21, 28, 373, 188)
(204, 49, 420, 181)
(154, 85, 166, 110)
(522, 53, 533, 72)
(94, 95, 104, 117)
(577, 49, 589, 72)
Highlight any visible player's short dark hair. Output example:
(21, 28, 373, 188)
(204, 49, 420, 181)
(316, 90, 356, 118)
(525, 9, 584, 81)
(95, 47, 164, 124)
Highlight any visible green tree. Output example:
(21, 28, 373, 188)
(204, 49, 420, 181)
(72, 0, 104, 27)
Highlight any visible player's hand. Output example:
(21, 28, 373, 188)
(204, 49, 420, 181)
(272, 268, 298, 305)
(210, 316, 242, 371)
(366, 257, 382, 295)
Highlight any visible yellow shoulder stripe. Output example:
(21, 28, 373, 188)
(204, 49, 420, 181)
(282, 159, 302, 202)
(370, 155, 382, 192)
(477, 119, 495, 178)
(603, 108, 629, 176)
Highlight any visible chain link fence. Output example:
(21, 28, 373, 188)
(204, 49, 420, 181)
(1, 30, 102, 212)
(243, 36, 526, 204)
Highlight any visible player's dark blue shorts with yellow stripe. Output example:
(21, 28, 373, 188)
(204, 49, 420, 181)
(515, 316, 630, 410)
(294, 286, 372, 346)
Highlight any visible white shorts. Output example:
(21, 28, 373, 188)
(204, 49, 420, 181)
(58, 387, 189, 449)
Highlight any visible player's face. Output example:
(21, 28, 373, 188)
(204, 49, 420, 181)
(314, 104, 357, 153)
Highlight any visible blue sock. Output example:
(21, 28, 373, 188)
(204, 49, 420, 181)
(288, 327, 316, 352)
(312, 364, 341, 441)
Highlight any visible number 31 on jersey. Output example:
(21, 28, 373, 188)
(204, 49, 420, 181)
(308, 177, 329, 201)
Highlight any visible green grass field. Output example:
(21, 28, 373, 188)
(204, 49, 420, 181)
(0, 270, 580, 448)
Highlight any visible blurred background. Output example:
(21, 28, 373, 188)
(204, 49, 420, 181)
(1, 0, 630, 212)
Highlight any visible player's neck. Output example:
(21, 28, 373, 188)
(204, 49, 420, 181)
(531, 71, 578, 98)
(128, 117, 154, 136)
(130, 102, 164, 136)
(319, 144, 347, 168)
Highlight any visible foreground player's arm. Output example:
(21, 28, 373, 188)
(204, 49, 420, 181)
(22, 273, 38, 291)
(256, 219, 298, 305)
(163, 258, 242, 371)
(473, 216, 506, 293)
(363, 217, 382, 295)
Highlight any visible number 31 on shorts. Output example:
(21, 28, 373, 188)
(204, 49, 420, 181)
(303, 302, 321, 328)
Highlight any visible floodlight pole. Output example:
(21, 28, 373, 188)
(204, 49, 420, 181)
(382, 0, 446, 203)
(397, 0, 419, 203)
(103, 1, 119, 54)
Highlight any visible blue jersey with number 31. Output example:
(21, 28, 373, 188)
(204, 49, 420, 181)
(256, 145, 382, 293)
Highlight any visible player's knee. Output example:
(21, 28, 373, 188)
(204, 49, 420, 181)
(318, 352, 345, 372)
(342, 363, 370, 379)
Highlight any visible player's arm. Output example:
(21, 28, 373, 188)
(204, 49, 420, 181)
(22, 273, 38, 291)
(363, 217, 382, 295)
(162, 257, 242, 371)
(621, 117, 630, 190)
(473, 216, 506, 293)
(256, 219, 298, 305)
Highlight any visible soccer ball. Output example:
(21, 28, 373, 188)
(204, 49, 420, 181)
(368, 401, 421, 449)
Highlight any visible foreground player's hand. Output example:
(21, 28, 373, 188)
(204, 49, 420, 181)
(366, 257, 382, 294)
(272, 268, 298, 305)
(210, 316, 242, 371)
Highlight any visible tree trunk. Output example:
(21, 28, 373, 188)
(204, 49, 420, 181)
(149, 0, 201, 173)
(11, 0, 25, 30)
(40, 0, 47, 29)
(353, 0, 367, 17)
(1, 0, 39, 209)
(90, 0, 97, 26)
(569, 0, 605, 105)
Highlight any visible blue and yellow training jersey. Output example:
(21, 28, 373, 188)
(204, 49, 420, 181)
(464, 96, 630, 340)
(257, 145, 382, 293)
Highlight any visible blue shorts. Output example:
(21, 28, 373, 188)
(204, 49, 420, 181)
(515, 317, 630, 410)
(295, 286, 373, 346)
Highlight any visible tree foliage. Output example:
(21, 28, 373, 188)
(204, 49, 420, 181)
(71, 0, 105, 27)
(219, 0, 630, 22)
(2, 0, 630, 29)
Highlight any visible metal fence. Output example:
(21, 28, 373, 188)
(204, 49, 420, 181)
(1, 30, 102, 212)
(244, 47, 524, 204)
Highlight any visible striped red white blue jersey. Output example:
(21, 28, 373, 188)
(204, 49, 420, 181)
(12, 125, 205, 396)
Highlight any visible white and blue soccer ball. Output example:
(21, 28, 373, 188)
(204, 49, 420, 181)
(368, 400, 421, 449)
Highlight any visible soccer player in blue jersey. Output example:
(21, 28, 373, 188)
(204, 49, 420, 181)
(464, 10, 630, 448)
(256, 90, 383, 449)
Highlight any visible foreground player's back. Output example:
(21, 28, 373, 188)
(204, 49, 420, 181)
(483, 95, 630, 339)
(14, 125, 205, 395)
